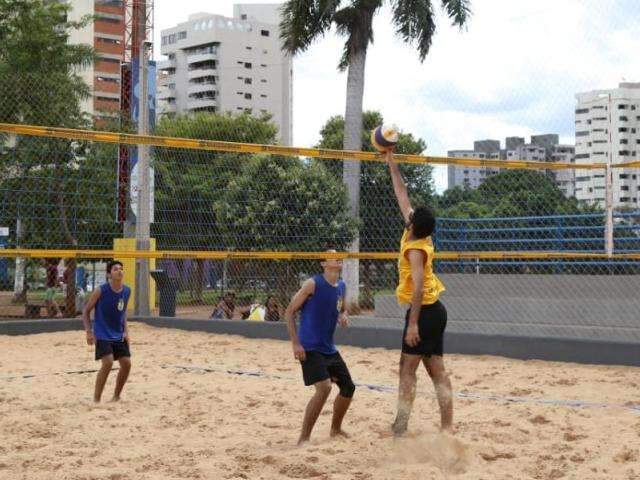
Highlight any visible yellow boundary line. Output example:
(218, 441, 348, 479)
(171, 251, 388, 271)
(0, 122, 619, 170)
(1, 249, 638, 260)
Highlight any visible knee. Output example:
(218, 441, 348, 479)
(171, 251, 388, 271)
(101, 358, 114, 370)
(339, 380, 356, 399)
(428, 365, 448, 383)
(119, 357, 131, 370)
(315, 380, 332, 398)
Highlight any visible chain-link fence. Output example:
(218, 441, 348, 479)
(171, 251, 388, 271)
(1, 66, 639, 340)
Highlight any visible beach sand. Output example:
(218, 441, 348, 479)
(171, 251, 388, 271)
(1, 323, 639, 479)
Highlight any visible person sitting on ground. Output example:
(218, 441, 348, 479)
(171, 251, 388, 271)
(264, 295, 280, 322)
(43, 258, 63, 318)
(210, 291, 235, 319)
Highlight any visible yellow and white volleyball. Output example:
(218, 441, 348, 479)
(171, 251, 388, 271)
(371, 124, 399, 152)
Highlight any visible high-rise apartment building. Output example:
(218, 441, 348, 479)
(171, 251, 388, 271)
(66, 0, 126, 120)
(157, 4, 293, 144)
(575, 83, 640, 208)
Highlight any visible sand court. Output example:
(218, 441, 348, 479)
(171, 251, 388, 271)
(1, 322, 639, 480)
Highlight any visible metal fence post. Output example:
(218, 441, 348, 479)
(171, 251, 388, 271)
(135, 41, 151, 316)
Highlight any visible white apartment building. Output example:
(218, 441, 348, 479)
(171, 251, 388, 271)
(575, 82, 640, 208)
(447, 150, 500, 189)
(506, 144, 546, 161)
(551, 144, 576, 198)
(158, 4, 293, 145)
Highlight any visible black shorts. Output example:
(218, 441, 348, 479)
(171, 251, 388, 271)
(300, 351, 355, 398)
(95, 339, 131, 361)
(402, 300, 447, 356)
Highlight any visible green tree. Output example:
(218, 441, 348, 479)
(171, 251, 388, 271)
(0, 0, 94, 314)
(281, 0, 472, 307)
(214, 154, 357, 297)
(153, 112, 280, 302)
(317, 110, 433, 251)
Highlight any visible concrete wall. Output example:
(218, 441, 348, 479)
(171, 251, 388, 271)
(374, 274, 640, 342)
(2, 317, 639, 367)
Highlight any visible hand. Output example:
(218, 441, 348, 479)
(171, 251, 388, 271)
(86, 331, 95, 346)
(293, 342, 306, 362)
(124, 331, 130, 344)
(404, 324, 420, 347)
(338, 312, 348, 328)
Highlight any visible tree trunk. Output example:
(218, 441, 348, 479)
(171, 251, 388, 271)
(342, 47, 367, 313)
(12, 217, 27, 303)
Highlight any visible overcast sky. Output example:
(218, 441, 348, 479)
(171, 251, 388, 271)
(153, 0, 640, 191)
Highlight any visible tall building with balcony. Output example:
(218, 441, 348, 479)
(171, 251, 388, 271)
(158, 4, 293, 144)
(575, 83, 640, 208)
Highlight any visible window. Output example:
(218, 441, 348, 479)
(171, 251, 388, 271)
(618, 104, 628, 109)
(261, 79, 267, 83)
(621, 139, 629, 144)
(575, 108, 589, 114)
(244, 78, 252, 85)
(245, 62, 252, 69)
(620, 116, 629, 121)
(621, 186, 630, 191)
(263, 49, 268, 54)
(246, 46, 252, 50)
(260, 64, 267, 67)
(261, 29, 270, 36)
(96, 16, 122, 24)
(244, 93, 252, 99)
(619, 128, 628, 133)
(240, 14, 247, 20)
(575, 153, 590, 159)
(98, 37, 122, 45)
(260, 94, 267, 98)
(178, 31, 187, 40)
(619, 151, 630, 156)
(620, 174, 629, 179)
(576, 131, 589, 137)
(620, 197, 630, 202)
(97, 76, 119, 83)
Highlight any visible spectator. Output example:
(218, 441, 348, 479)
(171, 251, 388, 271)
(264, 295, 280, 322)
(210, 291, 236, 319)
(43, 258, 63, 318)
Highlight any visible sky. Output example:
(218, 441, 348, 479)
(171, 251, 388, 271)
(153, 0, 640, 192)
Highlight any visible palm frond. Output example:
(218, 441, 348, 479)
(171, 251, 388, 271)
(333, 0, 381, 70)
(280, 0, 341, 54)
(390, 0, 436, 62)
(441, 0, 472, 27)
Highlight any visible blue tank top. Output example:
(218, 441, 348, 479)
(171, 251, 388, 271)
(298, 275, 345, 354)
(94, 283, 131, 341)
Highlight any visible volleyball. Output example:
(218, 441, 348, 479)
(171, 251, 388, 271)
(371, 124, 399, 152)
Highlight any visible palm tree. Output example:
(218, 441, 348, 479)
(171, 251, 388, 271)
(281, 0, 472, 310)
